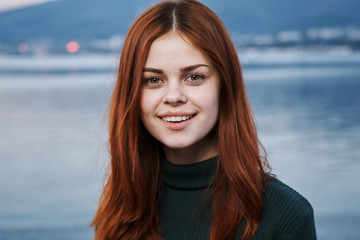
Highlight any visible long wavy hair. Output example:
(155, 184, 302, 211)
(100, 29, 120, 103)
(91, 0, 270, 239)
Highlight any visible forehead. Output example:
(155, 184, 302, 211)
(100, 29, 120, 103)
(144, 32, 212, 68)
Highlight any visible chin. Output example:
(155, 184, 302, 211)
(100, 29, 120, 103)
(163, 141, 193, 150)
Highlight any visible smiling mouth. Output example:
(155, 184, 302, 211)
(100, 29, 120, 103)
(160, 115, 195, 123)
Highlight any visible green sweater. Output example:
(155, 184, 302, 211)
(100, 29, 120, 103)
(159, 157, 317, 240)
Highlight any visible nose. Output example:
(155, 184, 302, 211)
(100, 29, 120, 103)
(162, 83, 187, 105)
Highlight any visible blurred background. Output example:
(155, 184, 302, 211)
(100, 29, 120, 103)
(0, 0, 359, 239)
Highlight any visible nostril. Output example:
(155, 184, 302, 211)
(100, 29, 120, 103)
(163, 93, 187, 104)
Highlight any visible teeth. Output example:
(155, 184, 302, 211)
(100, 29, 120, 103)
(162, 116, 192, 122)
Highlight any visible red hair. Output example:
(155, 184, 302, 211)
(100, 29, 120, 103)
(91, 0, 269, 239)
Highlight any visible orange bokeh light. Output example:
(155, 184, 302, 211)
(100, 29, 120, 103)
(66, 41, 79, 53)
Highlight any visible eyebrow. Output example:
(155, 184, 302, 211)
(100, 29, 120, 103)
(143, 68, 164, 74)
(180, 64, 210, 73)
(143, 64, 210, 74)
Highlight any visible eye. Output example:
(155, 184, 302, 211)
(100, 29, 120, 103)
(189, 74, 201, 81)
(185, 74, 205, 85)
(144, 77, 163, 87)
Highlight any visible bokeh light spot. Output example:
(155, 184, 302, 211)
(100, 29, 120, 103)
(18, 42, 29, 53)
(66, 41, 79, 53)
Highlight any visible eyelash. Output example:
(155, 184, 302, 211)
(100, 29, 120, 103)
(185, 74, 205, 84)
(143, 73, 206, 87)
(143, 77, 163, 86)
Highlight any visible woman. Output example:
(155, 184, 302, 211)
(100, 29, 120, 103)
(92, 0, 317, 239)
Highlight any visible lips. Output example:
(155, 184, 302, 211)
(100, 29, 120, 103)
(161, 115, 194, 122)
(157, 112, 196, 130)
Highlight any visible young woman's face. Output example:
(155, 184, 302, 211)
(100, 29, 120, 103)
(140, 32, 220, 161)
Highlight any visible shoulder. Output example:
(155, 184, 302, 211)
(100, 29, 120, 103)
(258, 177, 316, 239)
(264, 177, 313, 214)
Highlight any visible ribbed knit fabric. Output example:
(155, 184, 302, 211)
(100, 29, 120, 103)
(159, 157, 317, 240)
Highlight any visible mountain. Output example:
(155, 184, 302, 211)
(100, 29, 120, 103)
(0, 0, 359, 44)
(208, 0, 360, 33)
(0, 0, 152, 43)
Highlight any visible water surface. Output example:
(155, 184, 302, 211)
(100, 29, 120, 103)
(0, 52, 359, 239)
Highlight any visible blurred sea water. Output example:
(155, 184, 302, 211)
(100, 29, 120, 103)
(0, 51, 359, 239)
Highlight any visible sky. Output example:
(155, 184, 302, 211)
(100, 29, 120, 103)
(0, 0, 55, 12)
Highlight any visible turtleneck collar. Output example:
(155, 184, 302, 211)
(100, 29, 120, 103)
(162, 156, 217, 190)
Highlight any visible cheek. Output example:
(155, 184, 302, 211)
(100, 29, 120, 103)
(197, 87, 220, 117)
(140, 90, 160, 121)
(140, 91, 151, 120)
(207, 96, 220, 119)
(191, 94, 219, 124)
